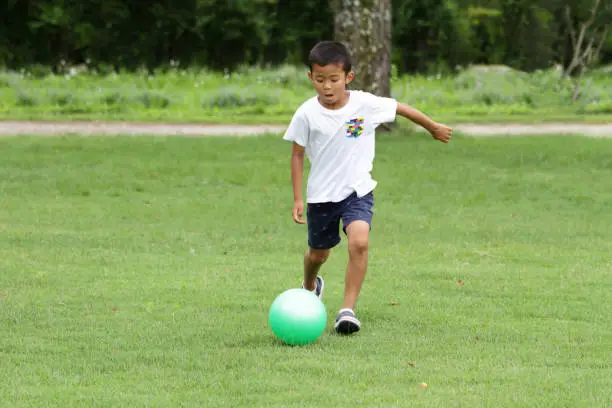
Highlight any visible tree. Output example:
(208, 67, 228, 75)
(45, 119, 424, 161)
(500, 0, 558, 71)
(563, 0, 610, 100)
(332, 0, 392, 98)
(393, 0, 479, 73)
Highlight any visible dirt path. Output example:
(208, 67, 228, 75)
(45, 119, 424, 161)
(0, 121, 287, 137)
(449, 123, 612, 137)
(0, 120, 611, 137)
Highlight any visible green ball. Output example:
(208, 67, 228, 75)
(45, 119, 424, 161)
(268, 288, 327, 346)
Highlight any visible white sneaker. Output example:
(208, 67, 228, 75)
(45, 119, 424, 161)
(334, 308, 361, 334)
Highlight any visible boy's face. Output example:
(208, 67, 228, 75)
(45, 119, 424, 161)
(308, 63, 354, 108)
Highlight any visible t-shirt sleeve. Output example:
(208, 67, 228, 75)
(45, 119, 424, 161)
(363, 92, 398, 126)
(282, 109, 309, 147)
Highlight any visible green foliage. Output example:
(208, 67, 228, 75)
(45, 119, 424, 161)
(500, 1, 558, 71)
(48, 89, 78, 107)
(137, 91, 172, 109)
(0, 71, 21, 88)
(204, 87, 279, 109)
(0, 0, 610, 74)
(393, 0, 478, 73)
(0, 65, 610, 124)
(464, 6, 504, 64)
(15, 91, 39, 107)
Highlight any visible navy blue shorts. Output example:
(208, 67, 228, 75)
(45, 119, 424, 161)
(306, 191, 374, 250)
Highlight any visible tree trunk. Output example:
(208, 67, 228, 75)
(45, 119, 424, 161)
(572, 65, 586, 101)
(333, 0, 392, 98)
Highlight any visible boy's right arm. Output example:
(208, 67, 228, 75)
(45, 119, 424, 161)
(283, 107, 309, 224)
(290, 142, 307, 224)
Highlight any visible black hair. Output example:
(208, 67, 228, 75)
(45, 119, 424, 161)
(308, 41, 352, 74)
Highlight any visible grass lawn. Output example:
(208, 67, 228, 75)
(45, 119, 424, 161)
(0, 131, 611, 407)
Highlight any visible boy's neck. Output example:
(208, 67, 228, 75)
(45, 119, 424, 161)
(318, 91, 351, 110)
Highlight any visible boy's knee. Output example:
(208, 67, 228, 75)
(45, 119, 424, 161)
(307, 248, 330, 265)
(349, 236, 369, 254)
(347, 221, 370, 254)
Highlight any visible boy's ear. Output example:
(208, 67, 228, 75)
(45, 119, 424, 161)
(308, 71, 313, 81)
(345, 71, 355, 84)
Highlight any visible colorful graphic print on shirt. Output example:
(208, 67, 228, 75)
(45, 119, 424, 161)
(345, 117, 365, 138)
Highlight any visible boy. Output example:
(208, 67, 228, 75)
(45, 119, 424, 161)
(283, 40, 452, 335)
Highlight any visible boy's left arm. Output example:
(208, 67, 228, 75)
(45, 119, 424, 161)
(396, 102, 452, 143)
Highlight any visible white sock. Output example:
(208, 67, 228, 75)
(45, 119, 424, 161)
(338, 308, 354, 314)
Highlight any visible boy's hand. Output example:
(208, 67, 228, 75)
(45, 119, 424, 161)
(292, 200, 306, 224)
(429, 123, 452, 143)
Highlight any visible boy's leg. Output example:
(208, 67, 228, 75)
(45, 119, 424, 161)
(342, 220, 370, 310)
(302, 200, 342, 298)
(303, 248, 329, 291)
(335, 191, 374, 334)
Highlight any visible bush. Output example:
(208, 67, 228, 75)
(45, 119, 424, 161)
(204, 87, 279, 109)
(15, 90, 38, 106)
(137, 92, 171, 109)
(0, 71, 22, 88)
(101, 91, 125, 106)
(48, 90, 78, 107)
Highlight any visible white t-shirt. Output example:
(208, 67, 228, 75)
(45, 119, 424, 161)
(283, 90, 398, 203)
